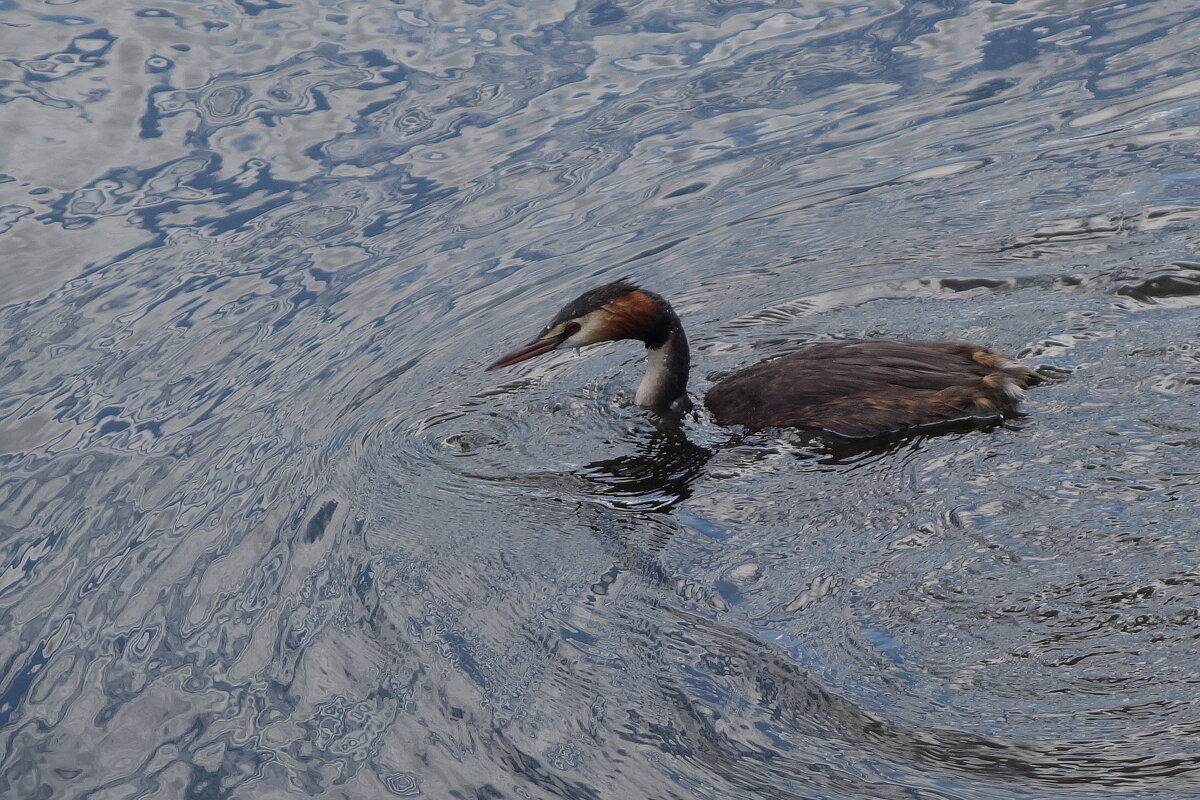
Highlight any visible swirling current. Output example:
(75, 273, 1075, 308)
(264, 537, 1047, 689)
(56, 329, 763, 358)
(2, 1, 1200, 798)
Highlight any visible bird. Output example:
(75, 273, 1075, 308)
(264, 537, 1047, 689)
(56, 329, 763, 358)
(486, 280, 1044, 439)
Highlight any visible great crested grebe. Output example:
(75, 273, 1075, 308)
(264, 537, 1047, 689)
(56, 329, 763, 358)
(486, 281, 1044, 438)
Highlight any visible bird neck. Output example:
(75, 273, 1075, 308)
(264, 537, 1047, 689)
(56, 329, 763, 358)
(635, 311, 690, 411)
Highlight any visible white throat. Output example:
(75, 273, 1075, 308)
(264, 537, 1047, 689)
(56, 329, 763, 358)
(635, 346, 672, 407)
(632, 325, 690, 411)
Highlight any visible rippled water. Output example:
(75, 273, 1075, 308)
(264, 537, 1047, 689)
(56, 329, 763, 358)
(2, 0, 1200, 797)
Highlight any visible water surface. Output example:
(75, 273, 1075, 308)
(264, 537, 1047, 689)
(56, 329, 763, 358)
(2, 0, 1200, 797)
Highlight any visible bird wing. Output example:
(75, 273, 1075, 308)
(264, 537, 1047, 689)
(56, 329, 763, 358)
(703, 340, 1037, 436)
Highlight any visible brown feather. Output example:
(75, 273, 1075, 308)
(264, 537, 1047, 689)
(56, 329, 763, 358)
(704, 340, 1039, 437)
(599, 290, 662, 339)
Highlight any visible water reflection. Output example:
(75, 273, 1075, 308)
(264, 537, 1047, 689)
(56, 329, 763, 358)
(2, 0, 1200, 797)
(577, 416, 712, 512)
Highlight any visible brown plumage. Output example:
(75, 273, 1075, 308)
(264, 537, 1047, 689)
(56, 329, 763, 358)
(703, 340, 1041, 437)
(487, 281, 1044, 439)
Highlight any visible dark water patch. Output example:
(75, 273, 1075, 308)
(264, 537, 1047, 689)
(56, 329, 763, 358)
(1115, 263, 1200, 305)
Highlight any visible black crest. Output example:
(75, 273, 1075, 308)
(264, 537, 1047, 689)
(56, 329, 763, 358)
(543, 278, 640, 332)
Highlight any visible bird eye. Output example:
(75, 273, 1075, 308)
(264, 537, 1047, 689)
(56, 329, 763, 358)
(564, 322, 581, 335)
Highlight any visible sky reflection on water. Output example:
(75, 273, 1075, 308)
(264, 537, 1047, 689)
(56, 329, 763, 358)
(2, 0, 1200, 798)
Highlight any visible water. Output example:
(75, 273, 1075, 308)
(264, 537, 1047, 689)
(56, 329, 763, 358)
(2, 0, 1199, 797)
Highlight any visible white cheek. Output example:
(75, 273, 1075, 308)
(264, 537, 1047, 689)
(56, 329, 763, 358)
(561, 316, 608, 347)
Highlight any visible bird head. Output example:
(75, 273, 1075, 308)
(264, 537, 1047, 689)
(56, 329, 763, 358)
(486, 280, 671, 371)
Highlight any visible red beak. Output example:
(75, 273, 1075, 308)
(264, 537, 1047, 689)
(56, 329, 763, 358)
(486, 334, 564, 371)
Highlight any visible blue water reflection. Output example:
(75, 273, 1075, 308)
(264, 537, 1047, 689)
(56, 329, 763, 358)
(2, 0, 1200, 797)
